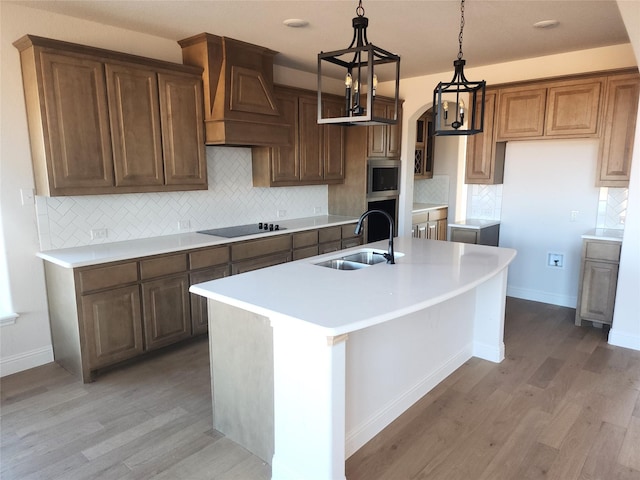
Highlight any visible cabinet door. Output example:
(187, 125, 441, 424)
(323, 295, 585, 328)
(545, 79, 603, 137)
(497, 86, 546, 140)
(106, 64, 164, 187)
(451, 228, 479, 244)
(368, 102, 388, 157)
(579, 260, 619, 324)
(386, 102, 402, 158)
(190, 265, 231, 335)
(270, 92, 299, 184)
(299, 95, 323, 182)
(81, 285, 143, 369)
(40, 51, 114, 192)
(597, 74, 639, 187)
(436, 219, 448, 241)
(322, 98, 346, 181)
(465, 91, 504, 184)
(158, 72, 207, 187)
(142, 273, 191, 350)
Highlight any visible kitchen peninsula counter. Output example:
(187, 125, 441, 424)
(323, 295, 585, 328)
(37, 215, 357, 268)
(190, 237, 516, 480)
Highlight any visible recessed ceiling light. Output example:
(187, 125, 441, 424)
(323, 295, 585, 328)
(283, 18, 309, 28)
(533, 19, 560, 29)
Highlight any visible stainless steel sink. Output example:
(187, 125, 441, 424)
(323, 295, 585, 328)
(314, 259, 370, 270)
(313, 248, 403, 270)
(341, 251, 387, 265)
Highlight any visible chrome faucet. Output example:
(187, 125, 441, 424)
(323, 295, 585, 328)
(354, 209, 395, 264)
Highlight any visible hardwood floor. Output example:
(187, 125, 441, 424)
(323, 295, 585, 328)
(1, 298, 639, 479)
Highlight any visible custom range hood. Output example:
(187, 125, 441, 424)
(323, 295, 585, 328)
(179, 33, 289, 147)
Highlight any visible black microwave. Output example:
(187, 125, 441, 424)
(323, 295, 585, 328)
(367, 159, 400, 198)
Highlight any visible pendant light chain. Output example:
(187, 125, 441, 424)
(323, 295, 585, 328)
(458, 0, 465, 61)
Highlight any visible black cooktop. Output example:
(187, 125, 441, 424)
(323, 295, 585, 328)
(198, 223, 285, 238)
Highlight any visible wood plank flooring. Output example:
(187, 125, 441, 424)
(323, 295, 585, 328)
(2, 298, 639, 479)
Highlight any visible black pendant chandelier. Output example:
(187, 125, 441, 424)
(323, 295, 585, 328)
(433, 0, 485, 136)
(317, 0, 400, 126)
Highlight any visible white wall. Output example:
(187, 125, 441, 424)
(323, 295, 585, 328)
(500, 139, 600, 307)
(610, 0, 640, 351)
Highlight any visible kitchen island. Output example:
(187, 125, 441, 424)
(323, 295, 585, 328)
(190, 236, 516, 480)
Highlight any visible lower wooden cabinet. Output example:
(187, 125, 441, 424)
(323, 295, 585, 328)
(449, 222, 500, 246)
(411, 208, 448, 241)
(44, 222, 358, 382)
(575, 239, 621, 327)
(142, 274, 191, 350)
(81, 285, 144, 369)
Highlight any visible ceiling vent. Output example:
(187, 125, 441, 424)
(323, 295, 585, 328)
(179, 33, 289, 147)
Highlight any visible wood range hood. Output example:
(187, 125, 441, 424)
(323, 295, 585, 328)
(179, 33, 289, 147)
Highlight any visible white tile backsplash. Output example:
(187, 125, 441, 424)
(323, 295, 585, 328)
(597, 187, 628, 228)
(466, 184, 503, 220)
(37, 147, 327, 250)
(413, 175, 450, 204)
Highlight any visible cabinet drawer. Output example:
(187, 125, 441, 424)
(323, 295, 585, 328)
(318, 226, 341, 243)
(450, 228, 479, 244)
(319, 240, 342, 254)
(428, 208, 448, 221)
(189, 246, 230, 270)
(231, 235, 292, 262)
(342, 237, 363, 250)
(231, 252, 292, 275)
(293, 230, 318, 249)
(293, 245, 319, 260)
(140, 253, 188, 280)
(585, 241, 621, 262)
(78, 261, 138, 293)
(412, 212, 429, 224)
(341, 223, 358, 240)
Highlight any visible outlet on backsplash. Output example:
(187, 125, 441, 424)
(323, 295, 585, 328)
(277, 210, 286, 218)
(90, 228, 108, 240)
(314, 206, 322, 214)
(178, 220, 190, 230)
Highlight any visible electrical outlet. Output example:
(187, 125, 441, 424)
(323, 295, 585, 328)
(277, 209, 286, 218)
(178, 220, 190, 230)
(20, 188, 35, 206)
(314, 206, 322, 214)
(570, 210, 579, 222)
(547, 253, 564, 268)
(90, 228, 108, 240)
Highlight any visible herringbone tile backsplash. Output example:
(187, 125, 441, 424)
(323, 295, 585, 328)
(413, 175, 450, 204)
(36, 147, 327, 250)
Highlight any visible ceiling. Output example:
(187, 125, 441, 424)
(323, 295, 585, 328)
(12, 0, 632, 79)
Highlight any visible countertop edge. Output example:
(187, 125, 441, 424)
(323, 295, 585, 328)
(37, 215, 359, 269)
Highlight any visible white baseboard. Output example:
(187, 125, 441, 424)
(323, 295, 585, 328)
(0, 346, 54, 377)
(608, 329, 640, 352)
(507, 285, 576, 308)
(345, 345, 472, 458)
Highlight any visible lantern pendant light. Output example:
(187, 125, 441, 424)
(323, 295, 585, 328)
(317, 0, 400, 126)
(433, 0, 485, 135)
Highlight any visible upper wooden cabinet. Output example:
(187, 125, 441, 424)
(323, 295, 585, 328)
(496, 86, 547, 140)
(545, 78, 603, 137)
(468, 69, 636, 186)
(14, 35, 207, 196)
(414, 109, 434, 179)
(597, 73, 639, 187)
(465, 90, 505, 184)
(251, 85, 345, 187)
(496, 78, 604, 141)
(368, 98, 402, 158)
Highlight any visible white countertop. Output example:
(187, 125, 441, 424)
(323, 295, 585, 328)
(581, 228, 624, 242)
(412, 203, 448, 213)
(448, 219, 501, 229)
(190, 237, 517, 337)
(37, 215, 358, 268)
